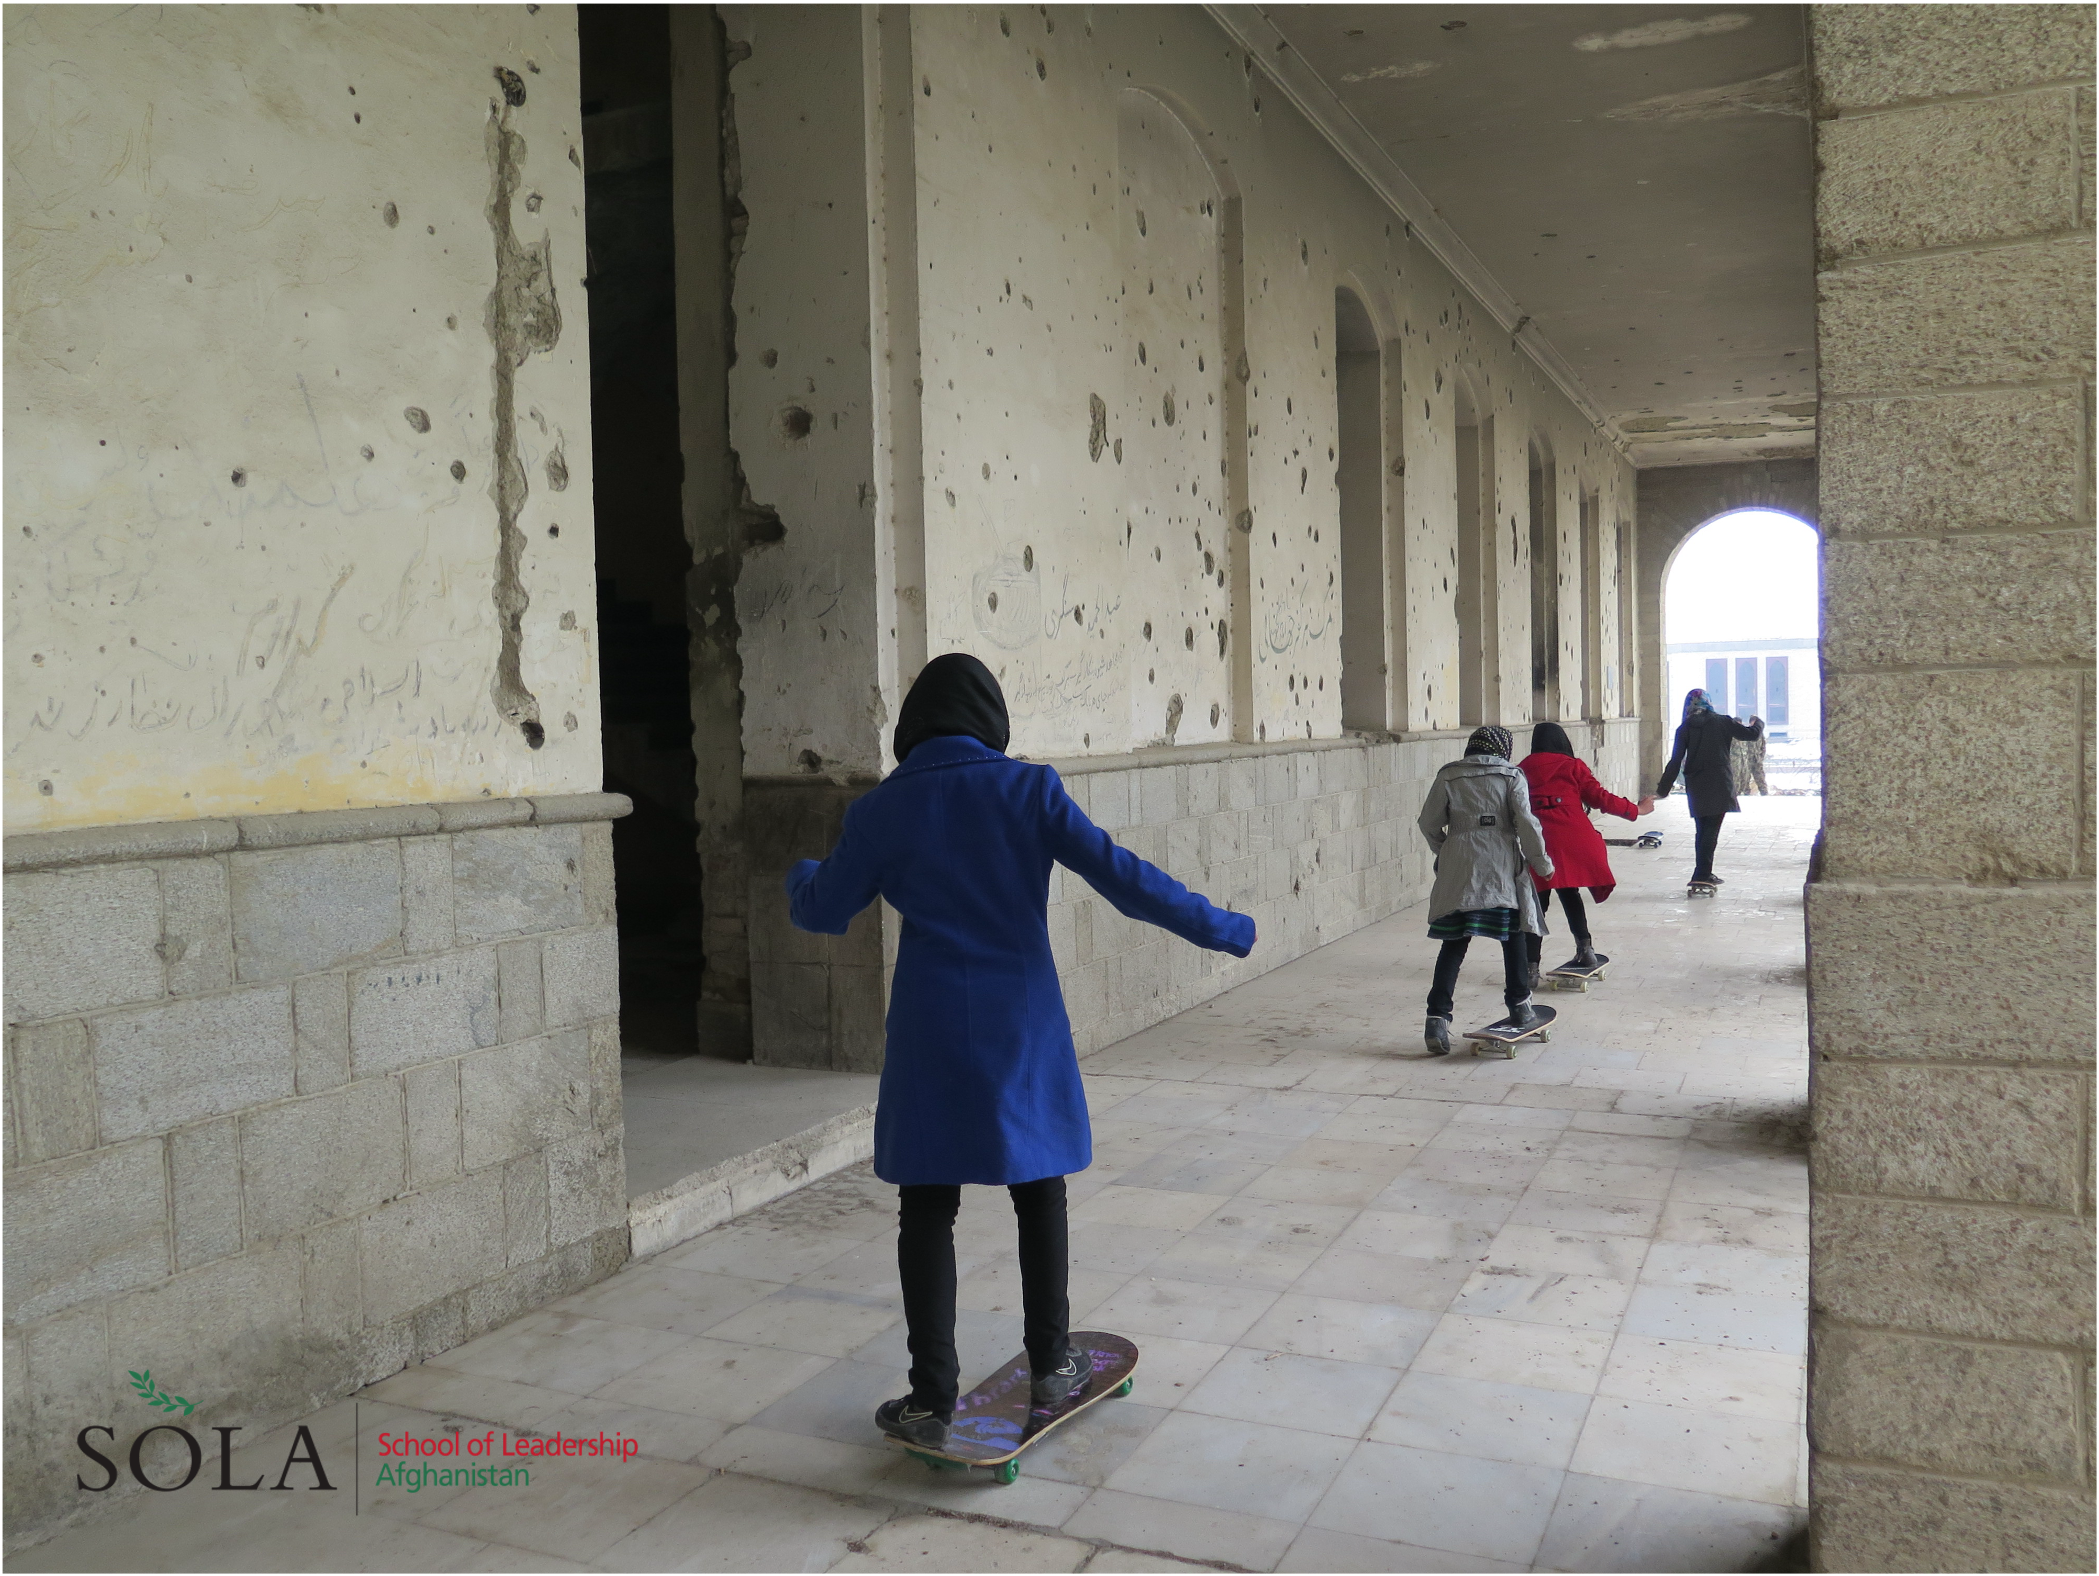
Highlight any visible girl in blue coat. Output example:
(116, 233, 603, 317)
(787, 654, 1255, 1449)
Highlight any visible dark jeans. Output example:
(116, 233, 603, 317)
(897, 1177, 1069, 1418)
(1525, 889, 1591, 965)
(1427, 935, 1531, 1018)
(1693, 814, 1726, 881)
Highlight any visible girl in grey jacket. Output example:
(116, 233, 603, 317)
(1415, 726, 1556, 1055)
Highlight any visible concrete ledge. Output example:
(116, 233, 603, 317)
(4, 794, 635, 873)
(628, 1100, 876, 1259)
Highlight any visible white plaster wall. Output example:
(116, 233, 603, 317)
(4, 6, 599, 833)
(907, 7, 1635, 758)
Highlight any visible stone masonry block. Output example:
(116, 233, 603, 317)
(1822, 531, 2093, 670)
(1812, 1326, 2080, 1480)
(1819, 388, 2087, 539)
(1811, 4, 2095, 112)
(750, 962, 831, 1069)
(229, 841, 402, 983)
(1089, 771, 1131, 831)
(168, 1117, 242, 1269)
(579, 820, 616, 925)
(1813, 1062, 2084, 1210)
(1186, 762, 1221, 816)
(452, 825, 585, 943)
(358, 1168, 505, 1324)
(459, 1029, 591, 1171)
(1806, 882, 2093, 1064)
(1813, 1193, 2093, 1346)
(103, 1246, 304, 1416)
(1139, 766, 1181, 827)
(348, 949, 500, 1078)
(8, 1020, 96, 1165)
(547, 1128, 626, 1248)
(497, 937, 545, 1042)
(1817, 90, 2082, 264)
(503, 1154, 550, 1267)
(300, 1217, 362, 1338)
(4, 864, 162, 1024)
(292, 972, 351, 1094)
(400, 835, 456, 954)
(242, 1077, 407, 1242)
(403, 1059, 463, 1188)
(541, 926, 620, 1029)
(1818, 237, 2094, 396)
(1822, 669, 2081, 880)
(155, 857, 232, 997)
(1811, 1460, 2095, 1573)
(4, 1139, 168, 1323)
(588, 1017, 622, 1130)
(20, 1302, 116, 1444)
(93, 986, 295, 1141)
(828, 964, 887, 1073)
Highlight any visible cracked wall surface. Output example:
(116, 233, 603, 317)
(4, 5, 600, 834)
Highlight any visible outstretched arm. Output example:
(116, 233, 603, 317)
(1044, 773, 1254, 956)
(1574, 759, 1642, 822)
(785, 802, 884, 935)
(1729, 714, 1765, 741)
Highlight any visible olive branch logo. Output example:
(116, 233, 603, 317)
(127, 1370, 194, 1417)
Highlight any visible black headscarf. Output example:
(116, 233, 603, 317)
(1529, 722, 1577, 758)
(893, 653, 1011, 763)
(1464, 725, 1514, 760)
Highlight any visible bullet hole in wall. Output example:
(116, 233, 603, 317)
(945, 488, 957, 506)
(1300, 239, 1309, 264)
(383, 201, 400, 228)
(779, 406, 813, 441)
(1036, 57, 1047, 80)
(1137, 342, 1147, 365)
(495, 66, 527, 106)
(982, 462, 992, 479)
(762, 349, 779, 367)
(922, 76, 932, 95)
(404, 406, 431, 433)
(521, 719, 545, 748)
(1163, 391, 1176, 425)
(1023, 545, 1034, 570)
(988, 591, 1000, 612)
(1000, 11, 1011, 34)
(230, 468, 247, 487)
(560, 610, 577, 630)
(525, 193, 543, 213)
(1113, 438, 1123, 463)
(39, 779, 53, 795)
(1218, 620, 1229, 657)
(1184, 626, 1195, 649)
(563, 712, 578, 731)
(450, 460, 467, 481)
(798, 749, 823, 773)
(1143, 621, 1153, 640)
(549, 524, 560, 537)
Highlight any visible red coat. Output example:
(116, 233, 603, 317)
(1518, 751, 1640, 899)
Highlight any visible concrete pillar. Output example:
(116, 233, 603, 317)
(1804, 7, 2095, 1569)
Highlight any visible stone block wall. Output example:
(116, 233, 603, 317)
(743, 723, 1642, 1069)
(1805, 7, 2095, 1570)
(2, 795, 632, 1540)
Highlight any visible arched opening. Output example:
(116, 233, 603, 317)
(1577, 486, 1603, 719)
(1663, 507, 1822, 793)
(1527, 437, 1558, 722)
(1453, 375, 1496, 725)
(1335, 288, 1384, 730)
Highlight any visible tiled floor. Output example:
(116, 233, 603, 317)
(622, 1056, 879, 1198)
(18, 796, 1815, 1573)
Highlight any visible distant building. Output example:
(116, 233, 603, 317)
(1666, 637, 1820, 791)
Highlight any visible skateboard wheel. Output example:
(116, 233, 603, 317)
(1116, 1378, 1134, 1397)
(1535, 1031, 1550, 1043)
(994, 1459, 1020, 1485)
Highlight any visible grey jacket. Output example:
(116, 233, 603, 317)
(1417, 755, 1556, 934)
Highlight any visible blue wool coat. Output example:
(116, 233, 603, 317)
(787, 735, 1255, 1186)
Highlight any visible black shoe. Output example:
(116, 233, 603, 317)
(1031, 1348, 1092, 1409)
(1571, 942, 1600, 970)
(1529, 964, 1542, 992)
(875, 1397, 951, 1449)
(1502, 1002, 1542, 1032)
(1424, 1016, 1453, 1056)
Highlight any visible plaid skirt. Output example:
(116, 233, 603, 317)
(1427, 907, 1522, 943)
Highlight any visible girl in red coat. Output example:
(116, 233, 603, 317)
(1518, 723, 1653, 980)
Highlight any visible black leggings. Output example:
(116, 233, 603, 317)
(897, 1177, 1068, 1418)
(1428, 935, 1531, 1017)
(1694, 815, 1726, 881)
(1525, 889, 1591, 965)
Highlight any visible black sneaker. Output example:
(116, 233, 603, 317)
(1502, 1002, 1542, 1032)
(875, 1397, 950, 1449)
(1031, 1348, 1092, 1409)
(1424, 1016, 1454, 1056)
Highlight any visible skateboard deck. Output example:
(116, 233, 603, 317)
(894, 1331, 1138, 1484)
(1462, 1003, 1557, 1057)
(1687, 880, 1718, 898)
(1635, 831, 1664, 849)
(1543, 953, 1611, 992)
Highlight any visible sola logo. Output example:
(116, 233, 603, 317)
(75, 1367, 333, 1494)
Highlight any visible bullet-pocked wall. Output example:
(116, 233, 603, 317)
(4, 6, 602, 833)
(715, 6, 1642, 1070)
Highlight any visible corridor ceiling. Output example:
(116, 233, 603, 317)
(1243, 4, 1816, 467)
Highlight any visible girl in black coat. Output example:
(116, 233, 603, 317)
(1655, 689, 1765, 886)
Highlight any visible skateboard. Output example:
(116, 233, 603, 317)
(1543, 953, 1610, 992)
(1636, 831, 1663, 849)
(1461, 1003, 1557, 1058)
(1687, 880, 1718, 898)
(893, 1331, 1138, 1485)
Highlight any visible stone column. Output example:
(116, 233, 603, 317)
(1805, 8, 2095, 1569)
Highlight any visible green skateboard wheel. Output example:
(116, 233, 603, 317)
(1116, 1378, 1134, 1397)
(994, 1459, 1020, 1484)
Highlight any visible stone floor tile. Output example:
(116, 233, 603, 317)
(594, 1471, 889, 1571)
(1483, 1222, 1650, 1281)
(830, 1512, 1092, 1572)
(1620, 1285, 1807, 1355)
(1656, 1199, 1809, 1254)
(1182, 1346, 1401, 1438)
(692, 1285, 902, 1359)
(1596, 1334, 1804, 1423)
(1411, 1312, 1614, 1395)
(359, 1366, 576, 1432)
(1398, 1145, 1551, 1190)
(798, 1237, 978, 1300)
(544, 1265, 779, 1337)
(416, 1455, 713, 1563)
(1449, 1269, 1636, 1333)
(851, 1306, 1026, 1381)
(1330, 1208, 1493, 1264)
(1276, 1136, 1422, 1177)
(1068, 1220, 1184, 1276)
(1104, 1410, 1353, 1522)
(1015, 1398, 1171, 1487)
(591, 1335, 834, 1423)
(1569, 1397, 1804, 1506)
(531, 1395, 731, 1466)
(433, 1311, 695, 1397)
(1062, 1488, 1302, 1571)
(1076, 1185, 1234, 1231)
(1194, 1193, 1359, 1244)
(1505, 1189, 1663, 1239)
(1277, 1526, 1528, 1573)
(700, 1421, 907, 1498)
(1529, 1156, 1676, 1201)
(881, 1453, 1094, 1524)
(959, 1261, 1131, 1324)
(1665, 1159, 1808, 1213)
(1237, 1163, 1393, 1208)
(1369, 1369, 1593, 1468)
(1309, 1439, 1563, 1565)
(653, 1223, 870, 1284)
(1452, 1102, 1575, 1132)
(1640, 1241, 1807, 1298)
(1086, 1275, 1280, 1345)
(1426, 1123, 1560, 1158)
(1241, 1291, 1441, 1367)
(455, 1545, 589, 1571)
(1116, 1332, 1231, 1406)
(1552, 1129, 1686, 1170)
(1292, 1246, 1472, 1312)
(1566, 1110, 1694, 1139)
(1146, 1230, 1324, 1291)
(1081, 1552, 1218, 1573)
(1366, 1176, 1524, 1225)
(1535, 1472, 1804, 1573)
